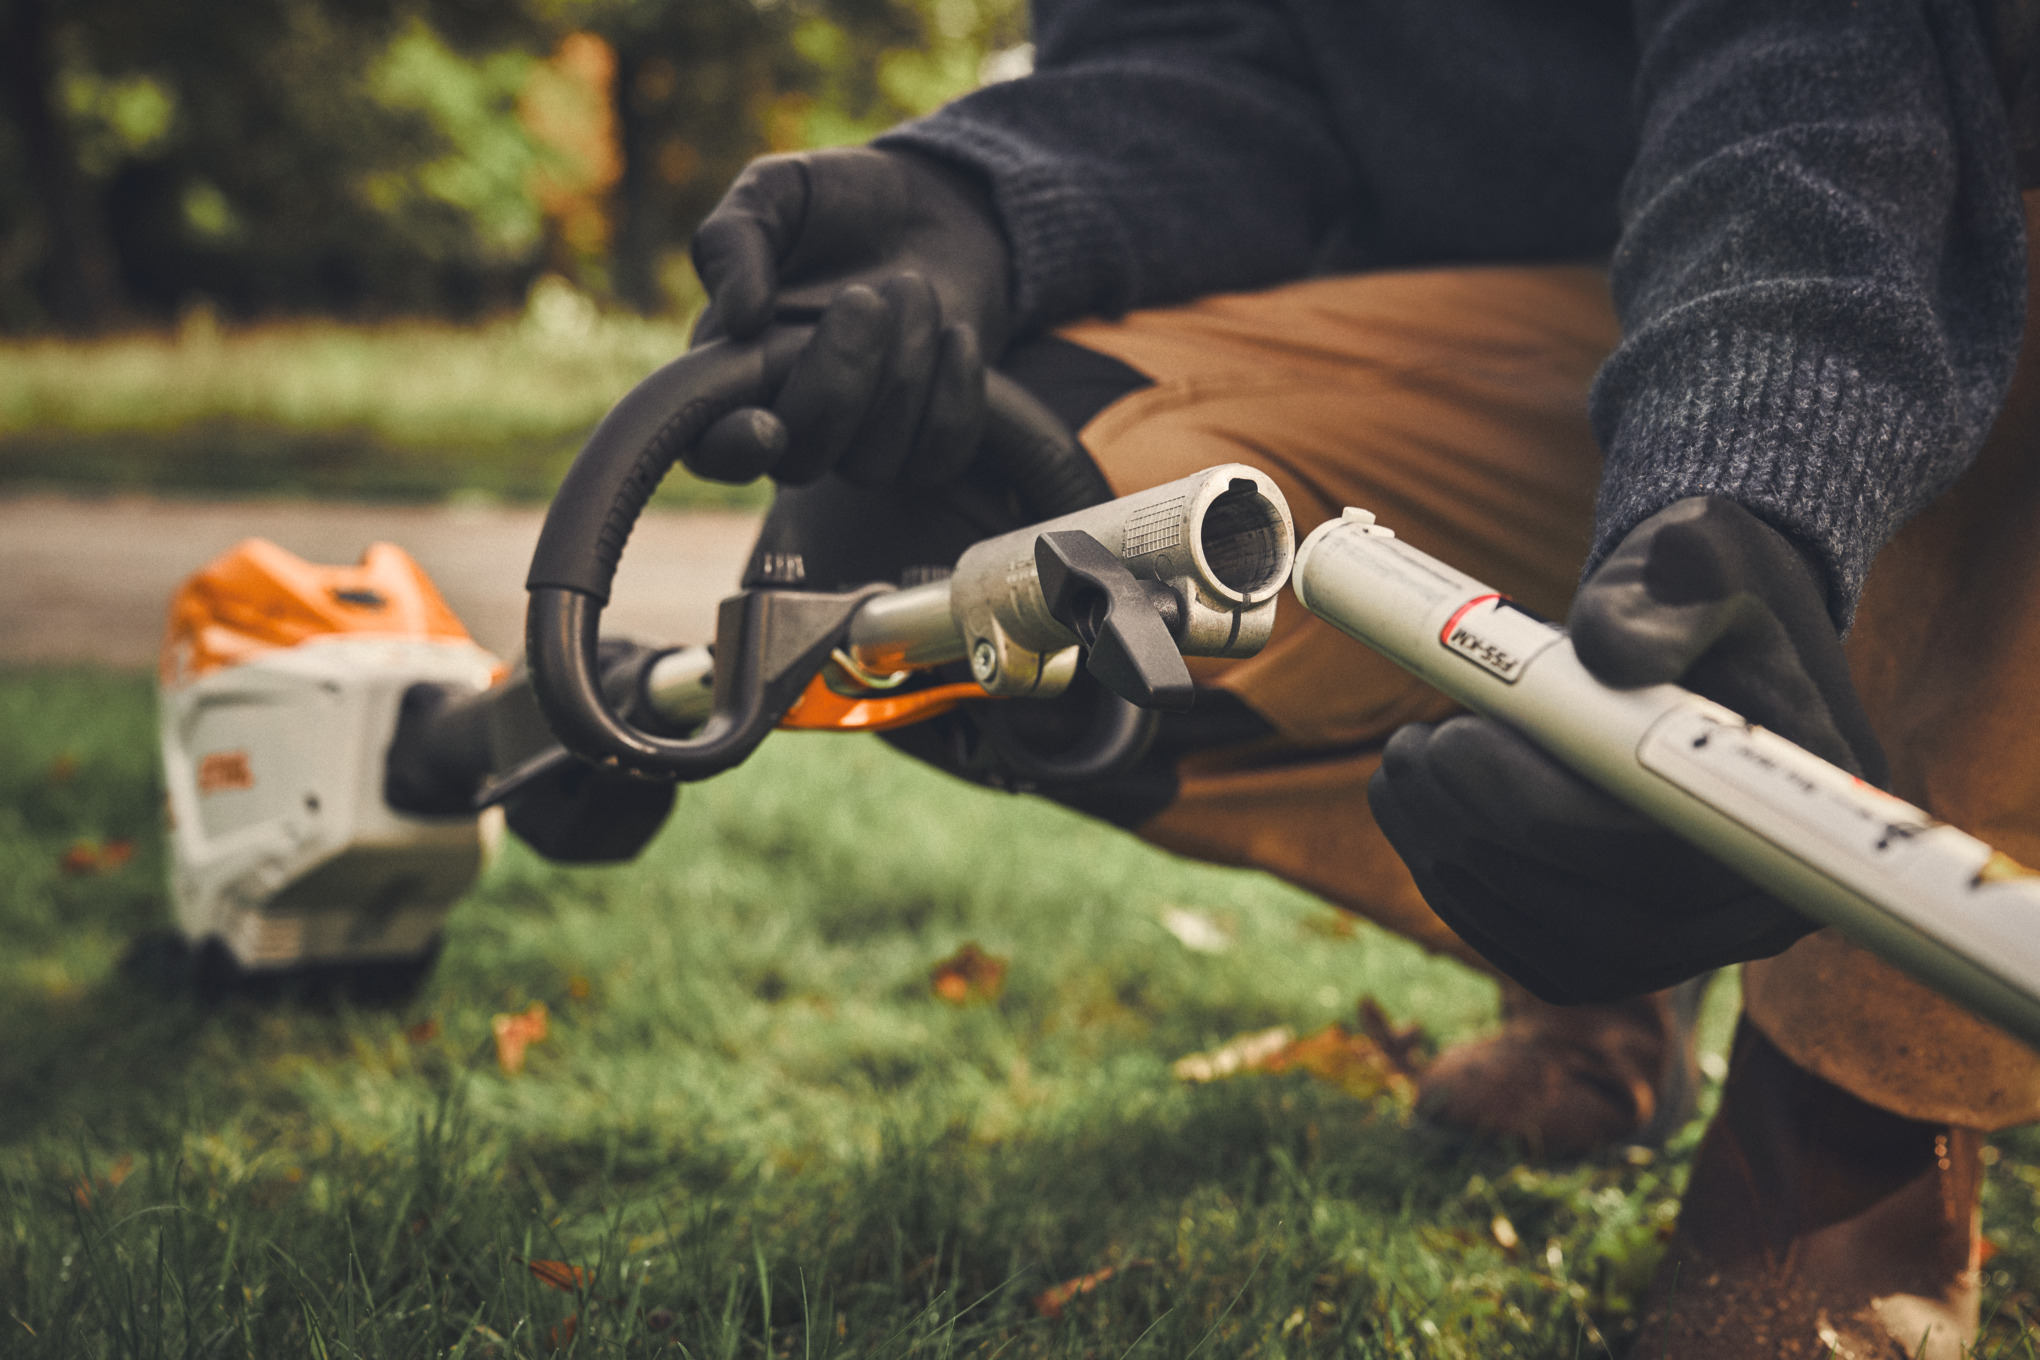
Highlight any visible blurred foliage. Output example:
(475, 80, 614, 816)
(0, 0, 1028, 332)
(0, 293, 773, 508)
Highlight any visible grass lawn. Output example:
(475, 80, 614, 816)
(0, 300, 766, 512)
(2, 667, 2036, 1358)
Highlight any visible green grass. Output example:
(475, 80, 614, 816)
(0, 299, 767, 511)
(2, 668, 2036, 1357)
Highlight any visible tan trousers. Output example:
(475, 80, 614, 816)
(1057, 239, 2040, 1132)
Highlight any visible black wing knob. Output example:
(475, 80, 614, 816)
(1034, 530, 1195, 712)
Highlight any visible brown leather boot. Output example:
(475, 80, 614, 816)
(1416, 977, 1704, 1158)
(1628, 1020, 1984, 1359)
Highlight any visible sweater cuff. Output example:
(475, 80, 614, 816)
(1588, 325, 1961, 631)
(874, 114, 1132, 334)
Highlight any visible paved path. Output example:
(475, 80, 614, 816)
(0, 495, 762, 668)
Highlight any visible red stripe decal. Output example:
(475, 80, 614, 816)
(1439, 593, 1501, 646)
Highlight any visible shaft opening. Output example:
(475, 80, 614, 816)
(1200, 479, 1290, 597)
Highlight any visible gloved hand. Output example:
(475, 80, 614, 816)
(684, 146, 1013, 488)
(1367, 496, 1890, 1005)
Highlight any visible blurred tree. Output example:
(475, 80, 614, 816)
(0, 0, 127, 330)
(0, 0, 552, 329)
(0, 0, 1026, 330)
(579, 0, 1026, 314)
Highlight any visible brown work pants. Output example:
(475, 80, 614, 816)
(1056, 228, 2040, 1132)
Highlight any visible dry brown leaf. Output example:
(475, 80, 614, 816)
(1173, 1022, 1416, 1103)
(1355, 997, 1429, 1077)
(1171, 1026, 1294, 1082)
(526, 1258, 590, 1292)
(406, 1018, 440, 1045)
(1035, 1266, 1115, 1319)
(548, 1314, 578, 1350)
(1264, 1025, 1415, 1101)
(492, 1002, 549, 1075)
(71, 1154, 135, 1207)
(930, 944, 1006, 1005)
(58, 839, 133, 876)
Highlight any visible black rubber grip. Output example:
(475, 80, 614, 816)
(980, 370, 1113, 520)
(527, 340, 1104, 605)
(527, 335, 791, 602)
(525, 587, 679, 766)
(524, 334, 1112, 779)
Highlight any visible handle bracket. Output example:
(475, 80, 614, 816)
(526, 584, 887, 782)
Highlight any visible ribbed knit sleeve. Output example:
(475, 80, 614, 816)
(874, 0, 1361, 333)
(1589, 0, 2027, 627)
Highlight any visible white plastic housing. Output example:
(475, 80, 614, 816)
(161, 636, 502, 969)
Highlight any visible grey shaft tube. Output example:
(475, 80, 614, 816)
(1293, 507, 2040, 1051)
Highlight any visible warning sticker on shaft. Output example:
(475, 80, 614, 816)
(1439, 594, 1562, 684)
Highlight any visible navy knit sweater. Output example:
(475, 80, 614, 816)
(877, 0, 2030, 626)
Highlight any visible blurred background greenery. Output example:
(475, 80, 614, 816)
(0, 0, 1028, 501)
(1, 0, 1027, 329)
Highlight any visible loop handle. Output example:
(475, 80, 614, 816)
(525, 335, 1115, 780)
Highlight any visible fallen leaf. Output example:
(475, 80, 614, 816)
(1355, 997, 1428, 1077)
(525, 1258, 591, 1292)
(406, 1018, 440, 1045)
(493, 1002, 550, 1075)
(1159, 907, 1232, 955)
(1173, 1023, 1416, 1103)
(930, 944, 1006, 1005)
(1035, 1266, 1115, 1319)
(58, 839, 133, 876)
(1172, 1026, 1294, 1083)
(71, 1154, 137, 1207)
(1263, 1024, 1415, 1101)
(548, 1314, 578, 1350)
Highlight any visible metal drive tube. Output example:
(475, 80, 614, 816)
(647, 465, 1295, 725)
(844, 581, 962, 673)
(1291, 506, 2040, 1051)
(948, 463, 1293, 696)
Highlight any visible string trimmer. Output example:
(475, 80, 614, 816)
(156, 336, 1294, 996)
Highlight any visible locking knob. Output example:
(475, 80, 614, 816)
(1034, 530, 1195, 712)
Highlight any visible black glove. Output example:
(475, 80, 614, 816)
(1367, 496, 1889, 1005)
(685, 146, 1013, 488)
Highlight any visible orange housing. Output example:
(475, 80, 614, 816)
(777, 673, 990, 732)
(161, 539, 473, 686)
